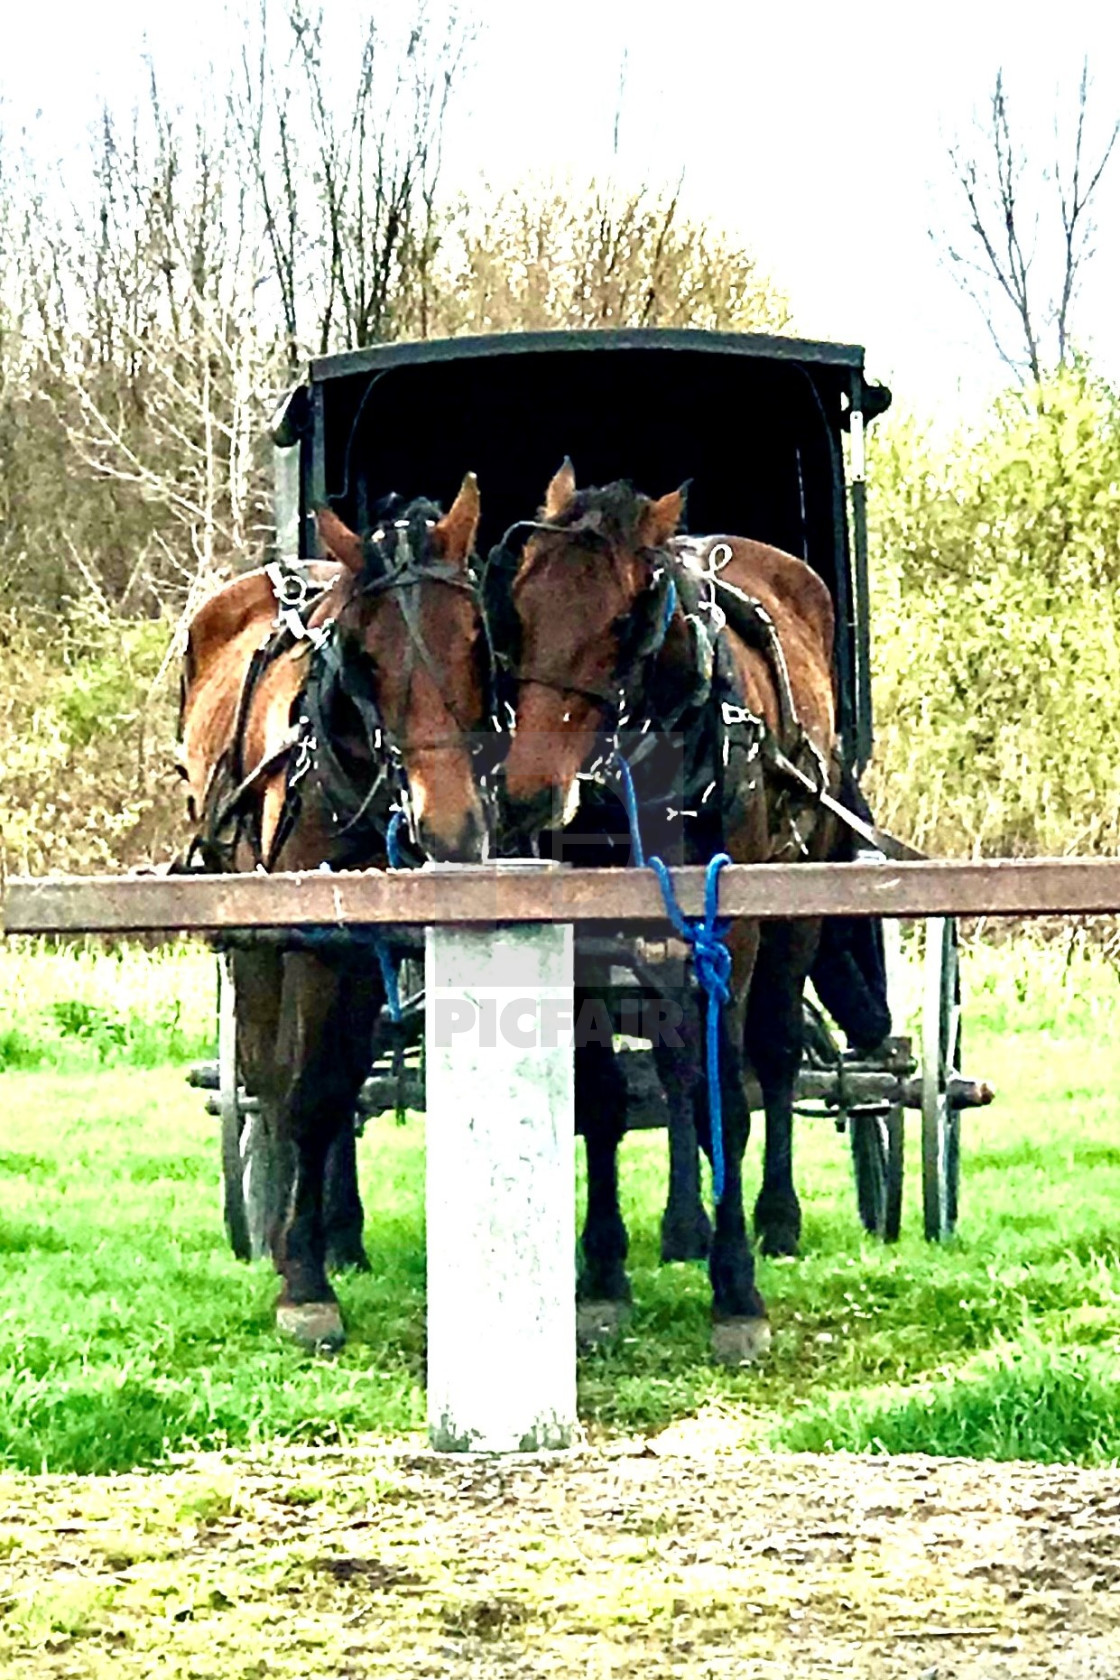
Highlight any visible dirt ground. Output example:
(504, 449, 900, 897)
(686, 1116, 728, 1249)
(3, 1422, 1120, 1678)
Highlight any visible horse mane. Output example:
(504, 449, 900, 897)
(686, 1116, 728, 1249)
(539, 479, 651, 546)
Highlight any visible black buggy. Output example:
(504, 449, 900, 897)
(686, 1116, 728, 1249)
(190, 328, 991, 1255)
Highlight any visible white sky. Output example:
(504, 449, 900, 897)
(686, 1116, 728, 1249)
(3, 0, 1118, 418)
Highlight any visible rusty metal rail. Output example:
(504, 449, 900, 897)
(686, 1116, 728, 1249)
(4, 857, 1120, 935)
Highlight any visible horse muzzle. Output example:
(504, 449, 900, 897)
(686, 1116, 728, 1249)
(417, 800, 489, 865)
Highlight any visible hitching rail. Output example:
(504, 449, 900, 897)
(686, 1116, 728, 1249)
(4, 857, 1120, 935)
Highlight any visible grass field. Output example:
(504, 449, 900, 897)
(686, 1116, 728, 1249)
(1, 931, 1119, 1476)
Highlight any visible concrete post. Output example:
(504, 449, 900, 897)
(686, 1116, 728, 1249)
(425, 918, 576, 1452)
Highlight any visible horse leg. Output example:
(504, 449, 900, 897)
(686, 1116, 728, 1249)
(695, 925, 770, 1366)
(323, 1121, 370, 1274)
(576, 1020, 632, 1349)
(749, 919, 820, 1259)
(652, 990, 712, 1262)
(270, 952, 382, 1351)
(231, 943, 289, 1253)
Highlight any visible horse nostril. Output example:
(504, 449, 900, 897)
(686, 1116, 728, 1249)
(418, 803, 489, 865)
(500, 785, 560, 839)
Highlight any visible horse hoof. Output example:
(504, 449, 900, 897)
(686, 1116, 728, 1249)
(577, 1299, 630, 1351)
(757, 1225, 801, 1259)
(326, 1243, 371, 1275)
(660, 1216, 712, 1264)
(711, 1317, 771, 1367)
(276, 1300, 346, 1354)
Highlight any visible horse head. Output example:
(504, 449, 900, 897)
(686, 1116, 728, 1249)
(317, 473, 489, 863)
(495, 461, 686, 839)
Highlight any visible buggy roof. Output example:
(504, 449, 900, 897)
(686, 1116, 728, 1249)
(300, 333, 885, 535)
(286, 328, 891, 765)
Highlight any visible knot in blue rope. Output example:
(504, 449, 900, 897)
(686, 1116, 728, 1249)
(647, 851, 733, 1204)
(689, 915, 732, 1009)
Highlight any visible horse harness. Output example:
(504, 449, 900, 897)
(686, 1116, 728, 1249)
(189, 515, 482, 874)
(485, 520, 830, 858)
(483, 520, 917, 863)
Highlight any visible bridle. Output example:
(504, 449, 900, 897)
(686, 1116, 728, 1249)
(483, 515, 680, 725)
(197, 502, 490, 872)
(342, 516, 486, 751)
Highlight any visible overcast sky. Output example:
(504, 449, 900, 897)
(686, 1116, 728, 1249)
(3, 0, 1118, 418)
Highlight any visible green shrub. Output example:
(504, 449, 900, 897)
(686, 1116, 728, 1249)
(0, 613, 183, 875)
(867, 364, 1120, 856)
(0, 939, 214, 1069)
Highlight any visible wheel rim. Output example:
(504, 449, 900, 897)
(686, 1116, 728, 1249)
(921, 918, 962, 1240)
(218, 953, 252, 1260)
(850, 1112, 888, 1235)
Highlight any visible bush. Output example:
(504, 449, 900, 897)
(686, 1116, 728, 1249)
(867, 365, 1120, 856)
(0, 612, 183, 874)
(0, 939, 214, 1070)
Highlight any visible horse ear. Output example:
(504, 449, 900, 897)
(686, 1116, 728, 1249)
(433, 472, 481, 564)
(636, 485, 687, 550)
(316, 507, 364, 573)
(542, 458, 576, 519)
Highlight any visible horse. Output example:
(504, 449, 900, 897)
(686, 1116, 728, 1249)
(654, 765, 895, 1272)
(491, 462, 841, 1364)
(179, 477, 489, 1350)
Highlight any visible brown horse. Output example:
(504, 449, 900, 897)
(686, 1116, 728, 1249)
(495, 463, 839, 1364)
(180, 478, 488, 1349)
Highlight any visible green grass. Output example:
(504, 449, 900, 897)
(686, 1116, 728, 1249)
(0, 938, 215, 1070)
(0, 931, 1119, 1472)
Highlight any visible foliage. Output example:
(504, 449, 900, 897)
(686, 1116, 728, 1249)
(1, 936, 1119, 1473)
(0, 11, 790, 874)
(0, 612, 184, 874)
(431, 178, 792, 336)
(867, 363, 1120, 856)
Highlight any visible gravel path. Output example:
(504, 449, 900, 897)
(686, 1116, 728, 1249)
(3, 1426, 1119, 1676)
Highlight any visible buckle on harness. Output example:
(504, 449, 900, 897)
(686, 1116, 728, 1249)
(721, 701, 755, 728)
(265, 561, 314, 612)
(280, 607, 332, 649)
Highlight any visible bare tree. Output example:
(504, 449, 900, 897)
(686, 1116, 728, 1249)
(26, 73, 281, 617)
(943, 61, 1119, 384)
(232, 0, 470, 367)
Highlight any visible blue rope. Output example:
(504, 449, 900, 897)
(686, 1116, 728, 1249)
(385, 808, 406, 870)
(373, 807, 408, 1023)
(613, 749, 732, 1203)
(613, 751, 645, 868)
(648, 853, 732, 1202)
(372, 937, 402, 1024)
(659, 574, 678, 644)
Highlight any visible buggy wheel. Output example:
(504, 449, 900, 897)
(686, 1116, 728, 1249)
(921, 917, 963, 1241)
(217, 953, 252, 1261)
(218, 952, 279, 1262)
(239, 1111, 279, 1261)
(850, 1108, 904, 1241)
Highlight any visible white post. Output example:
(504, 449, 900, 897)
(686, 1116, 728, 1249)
(425, 917, 576, 1452)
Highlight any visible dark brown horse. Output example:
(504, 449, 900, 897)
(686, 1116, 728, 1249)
(180, 478, 488, 1349)
(495, 463, 840, 1364)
